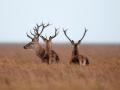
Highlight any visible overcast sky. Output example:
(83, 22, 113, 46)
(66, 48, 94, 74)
(0, 0, 120, 43)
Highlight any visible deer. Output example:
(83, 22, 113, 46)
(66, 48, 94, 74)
(23, 22, 50, 63)
(63, 28, 89, 66)
(40, 28, 60, 64)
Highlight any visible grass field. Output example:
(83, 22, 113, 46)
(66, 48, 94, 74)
(0, 44, 120, 90)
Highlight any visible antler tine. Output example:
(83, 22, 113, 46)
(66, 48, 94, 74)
(63, 28, 73, 44)
(35, 24, 40, 33)
(40, 35, 46, 41)
(41, 21, 44, 26)
(45, 23, 51, 27)
(77, 27, 88, 44)
(55, 28, 59, 34)
(36, 24, 41, 28)
(42, 22, 51, 29)
(49, 28, 59, 40)
(33, 26, 38, 34)
(30, 30, 35, 37)
(29, 22, 51, 40)
(39, 22, 51, 36)
(33, 23, 43, 37)
(26, 33, 33, 40)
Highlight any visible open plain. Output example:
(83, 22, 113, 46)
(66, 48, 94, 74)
(0, 44, 120, 90)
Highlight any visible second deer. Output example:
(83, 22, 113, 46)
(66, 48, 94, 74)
(63, 28, 89, 66)
(40, 28, 60, 64)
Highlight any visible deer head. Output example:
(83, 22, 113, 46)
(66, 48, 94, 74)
(40, 28, 59, 52)
(63, 28, 88, 55)
(24, 22, 50, 49)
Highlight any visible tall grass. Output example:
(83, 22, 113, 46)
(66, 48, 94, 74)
(0, 44, 120, 90)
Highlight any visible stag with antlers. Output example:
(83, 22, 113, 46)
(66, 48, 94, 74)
(63, 28, 89, 66)
(23, 22, 50, 62)
(40, 28, 60, 64)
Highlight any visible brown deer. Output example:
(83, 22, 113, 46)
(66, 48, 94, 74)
(23, 22, 50, 62)
(63, 28, 89, 66)
(40, 28, 60, 64)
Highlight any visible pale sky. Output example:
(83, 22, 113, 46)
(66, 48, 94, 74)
(0, 0, 120, 43)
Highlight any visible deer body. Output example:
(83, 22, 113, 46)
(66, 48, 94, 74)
(70, 43, 89, 65)
(42, 49, 59, 64)
(63, 28, 89, 66)
(41, 29, 60, 64)
(70, 43, 80, 64)
(79, 55, 89, 66)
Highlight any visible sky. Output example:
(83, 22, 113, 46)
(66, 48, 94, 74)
(0, 0, 120, 43)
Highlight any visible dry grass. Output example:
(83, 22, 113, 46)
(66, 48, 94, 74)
(0, 44, 120, 90)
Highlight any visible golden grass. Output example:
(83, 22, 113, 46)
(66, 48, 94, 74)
(0, 44, 120, 90)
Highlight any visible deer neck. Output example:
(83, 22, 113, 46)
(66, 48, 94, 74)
(33, 44, 44, 56)
(72, 45, 79, 56)
(45, 41, 51, 54)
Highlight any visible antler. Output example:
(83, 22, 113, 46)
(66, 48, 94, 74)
(33, 22, 50, 38)
(39, 22, 51, 36)
(40, 35, 46, 41)
(30, 30, 35, 37)
(63, 29, 74, 44)
(26, 33, 33, 40)
(77, 27, 88, 44)
(49, 28, 59, 40)
(26, 22, 50, 41)
(33, 24, 41, 38)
